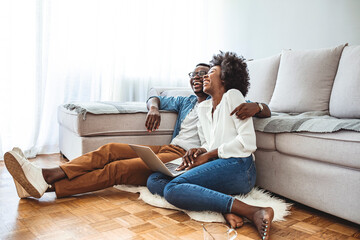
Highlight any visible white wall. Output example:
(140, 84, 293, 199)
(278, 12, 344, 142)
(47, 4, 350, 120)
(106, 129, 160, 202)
(219, 0, 360, 59)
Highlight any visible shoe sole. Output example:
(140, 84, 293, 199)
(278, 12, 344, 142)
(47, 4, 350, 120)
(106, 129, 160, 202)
(4, 152, 41, 198)
(13, 179, 30, 198)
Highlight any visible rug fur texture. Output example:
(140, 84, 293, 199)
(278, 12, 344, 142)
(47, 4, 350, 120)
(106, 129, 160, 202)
(114, 185, 292, 223)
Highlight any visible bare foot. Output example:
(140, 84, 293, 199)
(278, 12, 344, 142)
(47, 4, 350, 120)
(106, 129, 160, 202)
(224, 213, 244, 229)
(251, 207, 274, 240)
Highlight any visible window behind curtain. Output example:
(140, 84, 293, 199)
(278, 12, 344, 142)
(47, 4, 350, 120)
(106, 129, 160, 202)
(0, 0, 225, 158)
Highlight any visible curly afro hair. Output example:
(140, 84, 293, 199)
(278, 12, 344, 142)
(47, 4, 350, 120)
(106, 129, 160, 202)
(210, 51, 250, 97)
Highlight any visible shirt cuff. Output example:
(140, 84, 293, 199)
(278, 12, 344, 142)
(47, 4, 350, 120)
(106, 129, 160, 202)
(146, 95, 160, 103)
(217, 144, 225, 158)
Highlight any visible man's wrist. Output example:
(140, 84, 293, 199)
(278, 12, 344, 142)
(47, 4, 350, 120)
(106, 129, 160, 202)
(256, 102, 264, 113)
(150, 105, 159, 111)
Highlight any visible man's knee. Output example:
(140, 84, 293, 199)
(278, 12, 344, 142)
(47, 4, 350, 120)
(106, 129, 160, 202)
(96, 143, 113, 153)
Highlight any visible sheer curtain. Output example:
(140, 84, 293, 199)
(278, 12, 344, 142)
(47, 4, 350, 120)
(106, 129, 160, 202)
(0, 0, 225, 159)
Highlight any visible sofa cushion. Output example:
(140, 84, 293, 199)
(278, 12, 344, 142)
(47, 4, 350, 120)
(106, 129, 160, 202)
(329, 45, 360, 118)
(255, 131, 276, 151)
(59, 125, 173, 160)
(246, 54, 281, 104)
(58, 106, 178, 137)
(254, 150, 360, 225)
(275, 130, 360, 169)
(269, 44, 346, 113)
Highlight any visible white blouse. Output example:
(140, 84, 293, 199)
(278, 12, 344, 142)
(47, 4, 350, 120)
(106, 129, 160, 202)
(197, 89, 257, 159)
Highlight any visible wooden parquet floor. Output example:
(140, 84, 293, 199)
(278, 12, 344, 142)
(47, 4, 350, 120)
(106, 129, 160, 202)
(0, 154, 359, 240)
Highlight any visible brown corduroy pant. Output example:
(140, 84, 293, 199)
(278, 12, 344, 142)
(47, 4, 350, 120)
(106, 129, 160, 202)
(54, 143, 186, 198)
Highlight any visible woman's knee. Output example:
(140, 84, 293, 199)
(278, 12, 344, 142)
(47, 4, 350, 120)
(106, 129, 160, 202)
(163, 182, 178, 203)
(147, 172, 167, 196)
(146, 172, 161, 194)
(163, 176, 189, 203)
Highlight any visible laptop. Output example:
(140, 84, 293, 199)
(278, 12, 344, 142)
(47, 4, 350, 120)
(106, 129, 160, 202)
(129, 144, 186, 177)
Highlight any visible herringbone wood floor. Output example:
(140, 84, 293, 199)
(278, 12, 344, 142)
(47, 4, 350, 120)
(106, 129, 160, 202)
(0, 154, 359, 240)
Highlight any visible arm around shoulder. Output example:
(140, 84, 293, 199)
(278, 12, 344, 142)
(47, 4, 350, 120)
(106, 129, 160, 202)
(230, 101, 271, 120)
(254, 103, 271, 118)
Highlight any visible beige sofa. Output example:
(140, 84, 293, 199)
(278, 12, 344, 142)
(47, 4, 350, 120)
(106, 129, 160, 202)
(58, 44, 360, 224)
(58, 88, 191, 160)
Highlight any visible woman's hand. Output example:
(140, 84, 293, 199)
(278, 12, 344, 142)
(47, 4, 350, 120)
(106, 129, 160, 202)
(177, 148, 219, 171)
(177, 148, 207, 171)
(183, 153, 210, 170)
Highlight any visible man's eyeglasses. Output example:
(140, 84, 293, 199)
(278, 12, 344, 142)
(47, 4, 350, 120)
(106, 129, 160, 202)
(188, 71, 207, 78)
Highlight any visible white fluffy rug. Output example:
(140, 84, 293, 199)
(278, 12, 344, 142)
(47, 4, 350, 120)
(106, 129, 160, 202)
(113, 185, 292, 223)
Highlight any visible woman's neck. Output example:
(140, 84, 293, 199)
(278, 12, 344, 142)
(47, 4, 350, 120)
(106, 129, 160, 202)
(211, 89, 225, 111)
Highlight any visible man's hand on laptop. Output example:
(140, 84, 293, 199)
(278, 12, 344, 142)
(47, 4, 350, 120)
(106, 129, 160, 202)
(145, 106, 161, 132)
(176, 148, 207, 171)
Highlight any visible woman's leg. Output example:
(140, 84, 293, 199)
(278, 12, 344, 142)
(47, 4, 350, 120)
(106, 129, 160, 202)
(162, 156, 273, 240)
(147, 172, 173, 196)
(163, 156, 256, 212)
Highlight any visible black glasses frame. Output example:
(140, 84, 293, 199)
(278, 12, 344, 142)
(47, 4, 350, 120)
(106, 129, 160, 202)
(188, 71, 207, 78)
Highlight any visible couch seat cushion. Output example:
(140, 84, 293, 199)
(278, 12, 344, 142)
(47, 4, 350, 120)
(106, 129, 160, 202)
(255, 131, 276, 151)
(58, 106, 178, 137)
(276, 130, 360, 169)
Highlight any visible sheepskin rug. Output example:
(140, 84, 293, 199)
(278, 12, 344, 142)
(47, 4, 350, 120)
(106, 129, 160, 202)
(113, 185, 292, 223)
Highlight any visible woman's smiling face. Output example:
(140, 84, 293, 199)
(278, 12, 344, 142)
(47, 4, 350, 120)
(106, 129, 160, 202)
(203, 66, 223, 95)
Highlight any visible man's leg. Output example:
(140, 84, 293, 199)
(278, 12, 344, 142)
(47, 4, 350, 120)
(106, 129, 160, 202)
(42, 143, 159, 184)
(60, 143, 160, 180)
(4, 143, 183, 198)
(54, 144, 185, 198)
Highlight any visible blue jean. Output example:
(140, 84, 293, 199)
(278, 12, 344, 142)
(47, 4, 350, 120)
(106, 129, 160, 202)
(146, 155, 256, 213)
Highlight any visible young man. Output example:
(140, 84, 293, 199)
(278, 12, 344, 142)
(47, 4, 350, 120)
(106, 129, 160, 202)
(4, 63, 270, 199)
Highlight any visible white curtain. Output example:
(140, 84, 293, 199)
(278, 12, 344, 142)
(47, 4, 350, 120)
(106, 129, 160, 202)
(0, 0, 226, 159)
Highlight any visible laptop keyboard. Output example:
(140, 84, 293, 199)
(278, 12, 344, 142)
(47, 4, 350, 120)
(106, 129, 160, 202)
(165, 162, 185, 175)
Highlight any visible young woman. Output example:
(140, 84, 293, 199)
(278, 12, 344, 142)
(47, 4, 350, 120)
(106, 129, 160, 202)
(146, 52, 274, 240)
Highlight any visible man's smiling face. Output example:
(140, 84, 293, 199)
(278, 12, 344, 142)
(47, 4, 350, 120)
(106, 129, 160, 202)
(189, 65, 210, 94)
